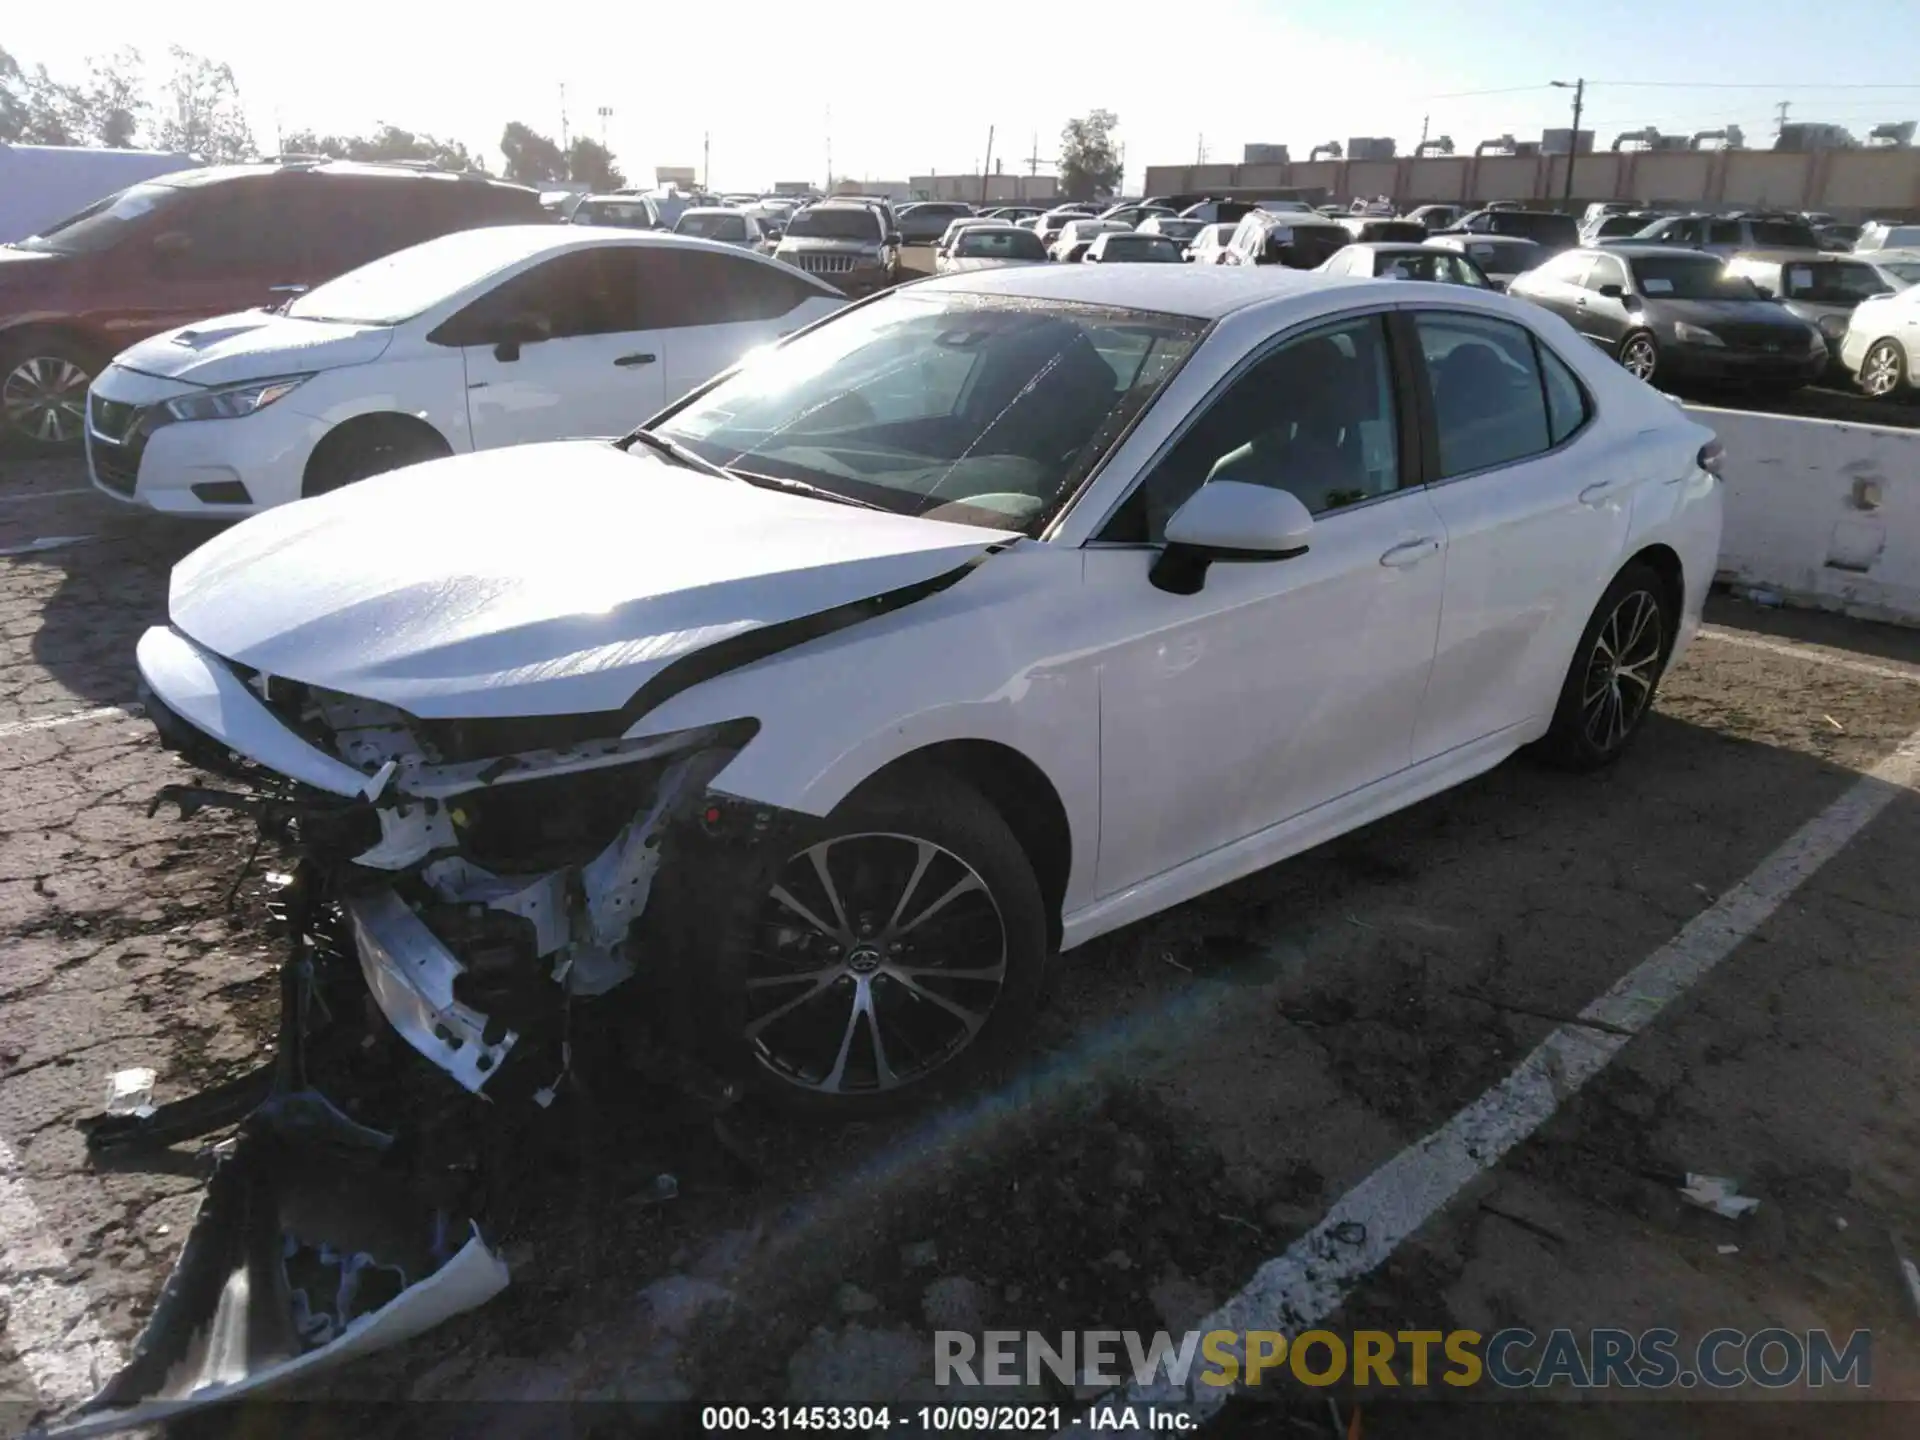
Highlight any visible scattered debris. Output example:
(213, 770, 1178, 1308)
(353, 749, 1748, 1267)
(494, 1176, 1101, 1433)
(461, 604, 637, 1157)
(1835, 1216, 1850, 1232)
(102, 1068, 156, 1118)
(835, 1283, 880, 1317)
(1892, 1232, 1920, 1320)
(1101, 1249, 1134, 1272)
(1679, 1173, 1760, 1219)
(1217, 1213, 1264, 1237)
(1161, 951, 1192, 973)
(1716, 1244, 1740, 1256)
(900, 1240, 939, 1271)
(1824, 714, 1845, 732)
(922, 1276, 989, 1332)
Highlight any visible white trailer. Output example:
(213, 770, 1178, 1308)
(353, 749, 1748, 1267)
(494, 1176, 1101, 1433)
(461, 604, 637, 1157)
(0, 142, 200, 243)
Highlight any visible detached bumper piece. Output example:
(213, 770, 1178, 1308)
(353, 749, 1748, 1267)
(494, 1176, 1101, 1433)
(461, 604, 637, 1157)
(46, 870, 510, 1438)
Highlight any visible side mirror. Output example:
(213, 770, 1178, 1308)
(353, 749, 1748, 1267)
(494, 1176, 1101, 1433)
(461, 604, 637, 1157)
(1622, 291, 1644, 311)
(491, 312, 551, 363)
(1150, 481, 1313, 595)
(885, 231, 902, 247)
(1597, 283, 1625, 299)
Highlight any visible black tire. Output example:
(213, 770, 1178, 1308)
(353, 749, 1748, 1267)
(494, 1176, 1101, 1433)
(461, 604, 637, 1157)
(1618, 330, 1660, 385)
(1539, 562, 1673, 771)
(303, 417, 451, 498)
(689, 767, 1049, 1117)
(1860, 339, 1908, 401)
(0, 332, 102, 452)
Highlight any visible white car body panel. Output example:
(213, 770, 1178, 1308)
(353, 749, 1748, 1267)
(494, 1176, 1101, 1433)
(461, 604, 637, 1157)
(166, 441, 1013, 720)
(1839, 289, 1920, 382)
(143, 266, 1723, 958)
(86, 228, 845, 516)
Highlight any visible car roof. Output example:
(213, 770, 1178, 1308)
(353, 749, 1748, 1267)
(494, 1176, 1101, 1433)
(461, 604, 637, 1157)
(910, 263, 1370, 318)
(1731, 248, 1852, 264)
(677, 207, 744, 218)
(1587, 243, 1721, 260)
(1434, 233, 1539, 247)
(1347, 242, 1455, 254)
(153, 161, 534, 196)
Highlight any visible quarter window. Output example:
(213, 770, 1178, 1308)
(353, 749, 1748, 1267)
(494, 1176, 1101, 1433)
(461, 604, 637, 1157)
(1411, 312, 1553, 478)
(1103, 314, 1403, 542)
(1537, 342, 1590, 445)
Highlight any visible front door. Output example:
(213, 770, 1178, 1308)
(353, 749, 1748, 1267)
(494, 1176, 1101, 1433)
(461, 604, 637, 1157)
(458, 246, 667, 448)
(1088, 312, 1447, 898)
(1404, 308, 1633, 761)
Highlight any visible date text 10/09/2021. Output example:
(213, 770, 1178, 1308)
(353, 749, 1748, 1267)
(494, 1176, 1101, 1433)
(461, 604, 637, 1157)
(701, 1407, 1191, 1432)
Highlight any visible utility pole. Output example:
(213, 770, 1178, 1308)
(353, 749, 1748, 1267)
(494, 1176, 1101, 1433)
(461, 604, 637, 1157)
(559, 83, 569, 151)
(981, 125, 994, 206)
(825, 105, 832, 193)
(1774, 100, 1791, 141)
(1196, 133, 1205, 165)
(597, 106, 612, 147)
(1551, 77, 1584, 207)
(703, 132, 710, 192)
(1419, 114, 1429, 151)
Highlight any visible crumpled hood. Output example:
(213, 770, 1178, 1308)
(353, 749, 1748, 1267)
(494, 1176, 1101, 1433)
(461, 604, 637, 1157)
(169, 441, 1011, 721)
(113, 311, 395, 387)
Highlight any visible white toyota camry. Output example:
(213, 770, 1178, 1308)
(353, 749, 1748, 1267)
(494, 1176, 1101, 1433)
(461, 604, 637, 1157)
(134, 264, 1722, 1116)
(84, 226, 846, 515)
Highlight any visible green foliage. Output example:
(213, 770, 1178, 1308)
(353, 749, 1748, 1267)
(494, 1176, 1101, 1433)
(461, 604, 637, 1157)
(1059, 110, 1123, 202)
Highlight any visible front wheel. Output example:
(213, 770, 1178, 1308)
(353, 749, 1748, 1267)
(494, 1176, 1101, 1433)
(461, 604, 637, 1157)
(1540, 563, 1672, 771)
(706, 769, 1048, 1115)
(1860, 339, 1908, 400)
(1618, 331, 1660, 384)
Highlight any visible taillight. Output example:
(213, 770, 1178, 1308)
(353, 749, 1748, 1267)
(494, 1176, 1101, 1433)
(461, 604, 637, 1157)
(1698, 438, 1725, 478)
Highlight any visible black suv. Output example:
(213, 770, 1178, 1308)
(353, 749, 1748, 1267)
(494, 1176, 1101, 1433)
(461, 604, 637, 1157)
(0, 159, 544, 448)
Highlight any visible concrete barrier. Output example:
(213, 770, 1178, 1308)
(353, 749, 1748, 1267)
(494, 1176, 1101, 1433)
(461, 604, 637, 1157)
(1686, 404, 1920, 627)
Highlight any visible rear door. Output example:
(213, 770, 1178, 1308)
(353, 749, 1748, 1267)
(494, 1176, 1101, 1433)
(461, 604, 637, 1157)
(1514, 250, 1593, 327)
(455, 243, 667, 447)
(1405, 309, 1631, 760)
(1571, 251, 1633, 349)
(643, 247, 842, 404)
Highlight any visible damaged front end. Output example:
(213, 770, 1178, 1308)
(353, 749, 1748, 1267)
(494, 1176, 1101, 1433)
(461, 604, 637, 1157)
(49, 627, 769, 1434)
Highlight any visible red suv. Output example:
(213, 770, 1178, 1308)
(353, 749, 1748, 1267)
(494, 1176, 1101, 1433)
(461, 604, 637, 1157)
(0, 159, 545, 449)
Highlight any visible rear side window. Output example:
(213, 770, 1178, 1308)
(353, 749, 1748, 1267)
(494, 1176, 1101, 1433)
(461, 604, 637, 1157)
(1749, 219, 1815, 248)
(1411, 312, 1554, 478)
(639, 248, 825, 327)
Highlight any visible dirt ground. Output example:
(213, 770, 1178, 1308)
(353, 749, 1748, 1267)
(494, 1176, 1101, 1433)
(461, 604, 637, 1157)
(3, 456, 1920, 1437)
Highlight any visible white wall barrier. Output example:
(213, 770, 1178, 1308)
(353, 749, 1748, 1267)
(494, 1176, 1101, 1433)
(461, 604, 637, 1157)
(1687, 404, 1920, 627)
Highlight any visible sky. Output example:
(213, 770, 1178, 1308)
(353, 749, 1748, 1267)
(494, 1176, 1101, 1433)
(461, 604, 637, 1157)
(7, 0, 1919, 190)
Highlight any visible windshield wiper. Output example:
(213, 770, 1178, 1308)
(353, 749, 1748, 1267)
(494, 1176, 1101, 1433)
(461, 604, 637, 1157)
(619, 427, 740, 482)
(730, 469, 888, 511)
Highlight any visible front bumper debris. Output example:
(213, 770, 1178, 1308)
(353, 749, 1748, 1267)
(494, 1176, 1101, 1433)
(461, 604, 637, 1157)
(48, 869, 510, 1436)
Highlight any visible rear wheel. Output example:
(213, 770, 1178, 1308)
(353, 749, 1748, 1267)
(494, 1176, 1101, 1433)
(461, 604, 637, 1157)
(303, 416, 452, 497)
(1861, 339, 1908, 400)
(1618, 331, 1660, 384)
(1540, 563, 1672, 771)
(705, 769, 1048, 1116)
(1, 335, 100, 452)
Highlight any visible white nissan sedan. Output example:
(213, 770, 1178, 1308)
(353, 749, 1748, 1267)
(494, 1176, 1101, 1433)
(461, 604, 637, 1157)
(133, 266, 1721, 1115)
(84, 227, 846, 515)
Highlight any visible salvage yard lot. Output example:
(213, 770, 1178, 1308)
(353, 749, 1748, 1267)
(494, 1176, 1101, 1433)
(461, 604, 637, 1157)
(4, 458, 1920, 1434)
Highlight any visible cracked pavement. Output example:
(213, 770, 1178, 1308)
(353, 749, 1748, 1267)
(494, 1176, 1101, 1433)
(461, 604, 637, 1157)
(3, 455, 1920, 1434)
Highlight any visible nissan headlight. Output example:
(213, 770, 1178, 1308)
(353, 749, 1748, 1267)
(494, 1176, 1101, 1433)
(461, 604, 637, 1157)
(1673, 322, 1724, 348)
(162, 374, 313, 424)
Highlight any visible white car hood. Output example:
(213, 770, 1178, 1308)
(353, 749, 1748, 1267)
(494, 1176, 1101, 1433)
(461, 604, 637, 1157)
(114, 311, 395, 388)
(168, 441, 1012, 721)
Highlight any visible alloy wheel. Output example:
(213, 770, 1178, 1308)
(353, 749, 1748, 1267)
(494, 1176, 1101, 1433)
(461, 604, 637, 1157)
(743, 832, 1008, 1096)
(1621, 337, 1657, 382)
(2, 356, 90, 445)
(1862, 341, 1903, 398)
(1580, 589, 1664, 753)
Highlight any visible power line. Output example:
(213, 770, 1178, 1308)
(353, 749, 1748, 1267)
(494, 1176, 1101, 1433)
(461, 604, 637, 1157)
(1422, 83, 1556, 100)
(1585, 80, 1920, 90)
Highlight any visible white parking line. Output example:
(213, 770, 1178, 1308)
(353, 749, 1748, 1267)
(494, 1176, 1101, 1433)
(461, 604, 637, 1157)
(0, 705, 141, 742)
(0, 1135, 122, 1404)
(1699, 625, 1920, 684)
(0, 536, 93, 559)
(1087, 725, 1920, 1433)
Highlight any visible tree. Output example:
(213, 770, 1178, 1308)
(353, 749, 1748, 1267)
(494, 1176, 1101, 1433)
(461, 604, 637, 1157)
(12, 61, 85, 145)
(500, 121, 566, 185)
(1058, 110, 1123, 202)
(79, 48, 150, 148)
(564, 136, 624, 191)
(153, 47, 253, 161)
(0, 46, 28, 142)
(282, 123, 482, 171)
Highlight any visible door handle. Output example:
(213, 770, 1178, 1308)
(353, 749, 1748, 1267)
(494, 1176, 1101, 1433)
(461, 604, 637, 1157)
(1574, 297, 1588, 308)
(1379, 537, 1441, 568)
(1579, 480, 1625, 506)
(614, 352, 657, 367)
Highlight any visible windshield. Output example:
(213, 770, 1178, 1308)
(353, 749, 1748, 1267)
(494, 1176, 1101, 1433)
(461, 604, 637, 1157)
(287, 228, 542, 325)
(786, 208, 881, 241)
(1782, 261, 1892, 304)
(677, 212, 749, 240)
(1629, 256, 1761, 300)
(1096, 235, 1182, 262)
(653, 293, 1203, 534)
(575, 202, 655, 228)
(1882, 261, 1920, 285)
(1148, 219, 1203, 240)
(1594, 215, 1653, 237)
(953, 229, 1047, 260)
(16, 180, 184, 255)
(1379, 251, 1488, 286)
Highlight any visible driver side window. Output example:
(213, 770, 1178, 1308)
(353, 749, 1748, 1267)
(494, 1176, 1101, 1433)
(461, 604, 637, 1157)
(1101, 315, 1403, 544)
